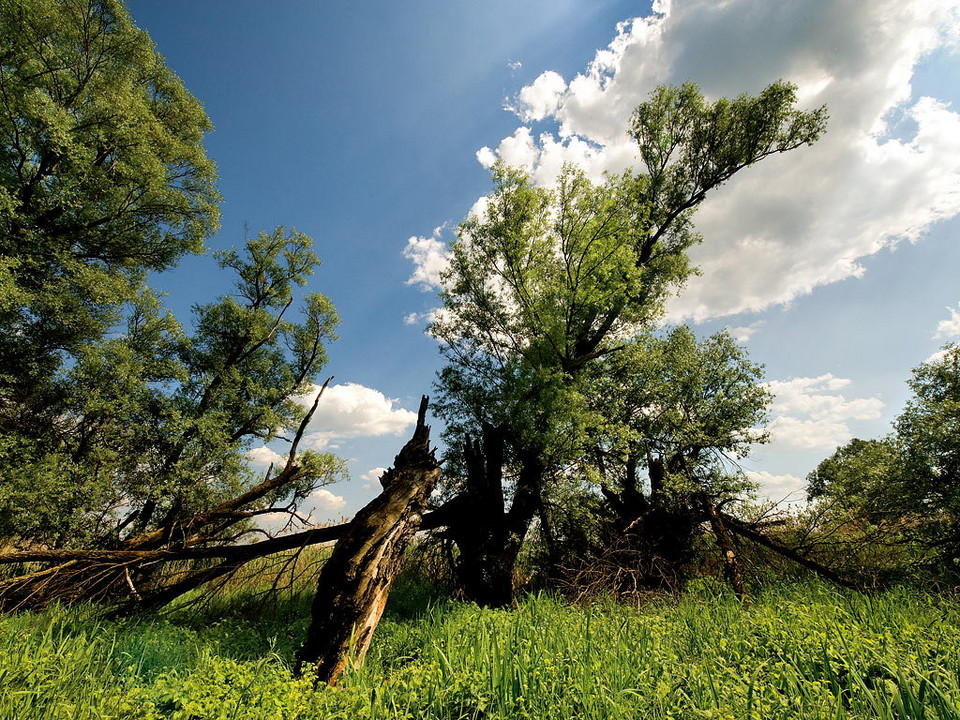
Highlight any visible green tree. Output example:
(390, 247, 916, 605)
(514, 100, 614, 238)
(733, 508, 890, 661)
(805, 344, 960, 575)
(590, 327, 769, 504)
(895, 344, 960, 562)
(806, 437, 901, 516)
(0, 228, 342, 548)
(0, 1, 346, 563)
(550, 327, 769, 588)
(433, 82, 826, 605)
(0, 0, 219, 397)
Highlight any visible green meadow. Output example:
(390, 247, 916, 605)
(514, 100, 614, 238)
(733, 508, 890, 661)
(3, 572, 960, 720)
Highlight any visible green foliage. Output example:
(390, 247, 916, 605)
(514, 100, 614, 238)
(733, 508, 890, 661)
(807, 438, 901, 513)
(896, 344, 960, 556)
(3, 582, 960, 719)
(806, 344, 960, 571)
(433, 80, 824, 502)
(0, 228, 341, 547)
(589, 326, 771, 500)
(0, 0, 219, 388)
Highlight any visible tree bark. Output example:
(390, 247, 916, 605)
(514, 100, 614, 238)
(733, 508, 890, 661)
(443, 429, 543, 608)
(294, 396, 440, 685)
(704, 502, 746, 601)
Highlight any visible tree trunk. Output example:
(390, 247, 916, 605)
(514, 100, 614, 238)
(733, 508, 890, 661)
(294, 396, 440, 685)
(704, 502, 746, 601)
(445, 429, 543, 608)
(448, 424, 514, 607)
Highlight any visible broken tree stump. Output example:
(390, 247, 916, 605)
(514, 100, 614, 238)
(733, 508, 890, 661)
(294, 395, 441, 685)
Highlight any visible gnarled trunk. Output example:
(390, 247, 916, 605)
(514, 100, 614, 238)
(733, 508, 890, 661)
(295, 396, 440, 685)
(444, 426, 543, 608)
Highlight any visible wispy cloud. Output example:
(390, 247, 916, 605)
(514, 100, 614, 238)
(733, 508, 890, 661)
(763, 374, 884, 452)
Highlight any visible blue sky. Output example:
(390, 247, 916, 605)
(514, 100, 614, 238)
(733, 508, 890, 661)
(126, 0, 960, 521)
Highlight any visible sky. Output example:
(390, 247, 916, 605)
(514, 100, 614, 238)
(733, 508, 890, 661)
(125, 0, 960, 522)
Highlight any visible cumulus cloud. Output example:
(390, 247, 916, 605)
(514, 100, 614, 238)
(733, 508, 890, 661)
(309, 488, 346, 514)
(360, 466, 389, 490)
(245, 445, 285, 469)
(403, 227, 449, 291)
(763, 374, 884, 451)
(745, 470, 806, 500)
(299, 383, 418, 449)
(476, 0, 960, 322)
(935, 302, 960, 339)
(514, 70, 567, 121)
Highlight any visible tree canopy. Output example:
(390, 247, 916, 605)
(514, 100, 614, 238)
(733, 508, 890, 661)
(0, 0, 219, 393)
(0, 1, 341, 550)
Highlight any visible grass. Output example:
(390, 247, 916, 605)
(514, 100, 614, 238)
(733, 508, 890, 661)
(1, 572, 960, 719)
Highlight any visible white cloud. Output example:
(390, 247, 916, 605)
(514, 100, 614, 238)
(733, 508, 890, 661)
(360, 466, 389, 491)
(473, 0, 960, 322)
(515, 70, 567, 121)
(299, 382, 418, 449)
(745, 470, 806, 501)
(727, 322, 764, 343)
(309, 488, 346, 514)
(403, 227, 449, 291)
(766, 374, 884, 422)
(934, 302, 960, 339)
(246, 445, 285, 469)
(476, 146, 498, 168)
(763, 374, 884, 451)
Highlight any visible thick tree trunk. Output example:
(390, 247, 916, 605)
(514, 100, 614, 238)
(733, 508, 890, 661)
(294, 397, 440, 685)
(445, 429, 542, 608)
(448, 424, 513, 607)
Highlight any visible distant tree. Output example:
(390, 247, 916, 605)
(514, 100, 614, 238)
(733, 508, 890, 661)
(806, 437, 901, 517)
(0, 0, 219, 399)
(805, 344, 960, 575)
(895, 344, 960, 562)
(433, 82, 826, 605)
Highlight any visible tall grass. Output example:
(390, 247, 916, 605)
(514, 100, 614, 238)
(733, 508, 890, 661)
(2, 575, 959, 719)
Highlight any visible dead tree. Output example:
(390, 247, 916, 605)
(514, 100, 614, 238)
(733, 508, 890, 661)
(703, 501, 746, 600)
(295, 396, 440, 684)
(718, 510, 862, 590)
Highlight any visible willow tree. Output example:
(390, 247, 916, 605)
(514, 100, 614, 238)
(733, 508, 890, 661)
(0, 1, 345, 550)
(432, 81, 827, 606)
(0, 0, 219, 410)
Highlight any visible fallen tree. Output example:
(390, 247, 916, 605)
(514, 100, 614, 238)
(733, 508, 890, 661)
(0, 391, 445, 621)
(0, 380, 342, 612)
(295, 395, 441, 684)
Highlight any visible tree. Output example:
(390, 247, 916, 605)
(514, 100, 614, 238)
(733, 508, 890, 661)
(806, 437, 901, 517)
(432, 82, 826, 605)
(896, 344, 960, 559)
(0, 0, 219, 399)
(805, 344, 960, 576)
(0, 228, 343, 549)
